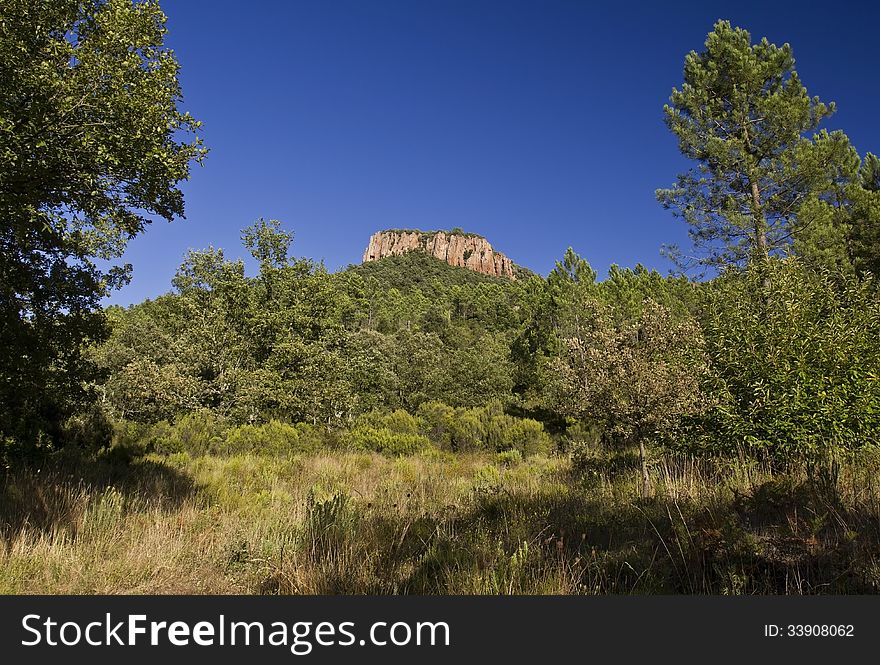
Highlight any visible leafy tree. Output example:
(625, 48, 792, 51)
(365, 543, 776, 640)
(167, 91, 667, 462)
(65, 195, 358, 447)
(439, 334, 515, 408)
(97, 220, 355, 426)
(94, 302, 200, 422)
(510, 275, 561, 408)
(0, 0, 205, 445)
(696, 258, 880, 481)
(384, 330, 446, 410)
(657, 20, 846, 274)
(552, 298, 706, 496)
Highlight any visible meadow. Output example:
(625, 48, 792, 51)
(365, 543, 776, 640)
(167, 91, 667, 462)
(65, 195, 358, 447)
(4, 431, 880, 595)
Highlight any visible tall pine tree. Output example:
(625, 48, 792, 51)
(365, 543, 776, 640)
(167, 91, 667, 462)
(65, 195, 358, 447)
(656, 20, 851, 275)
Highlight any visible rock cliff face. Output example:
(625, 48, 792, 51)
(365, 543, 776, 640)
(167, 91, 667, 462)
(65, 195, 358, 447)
(362, 230, 517, 279)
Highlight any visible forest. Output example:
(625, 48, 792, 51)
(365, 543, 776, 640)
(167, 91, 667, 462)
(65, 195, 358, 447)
(2, 2, 880, 594)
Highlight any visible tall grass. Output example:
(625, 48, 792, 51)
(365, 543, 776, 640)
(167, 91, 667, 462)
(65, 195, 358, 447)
(2, 445, 880, 594)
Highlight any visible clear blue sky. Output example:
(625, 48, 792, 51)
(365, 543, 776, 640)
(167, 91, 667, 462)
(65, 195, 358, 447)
(108, 0, 880, 305)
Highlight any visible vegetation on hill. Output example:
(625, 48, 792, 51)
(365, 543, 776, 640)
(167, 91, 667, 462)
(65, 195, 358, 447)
(344, 251, 518, 293)
(378, 227, 486, 239)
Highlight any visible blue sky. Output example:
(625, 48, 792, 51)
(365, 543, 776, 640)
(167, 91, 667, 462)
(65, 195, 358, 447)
(109, 0, 880, 305)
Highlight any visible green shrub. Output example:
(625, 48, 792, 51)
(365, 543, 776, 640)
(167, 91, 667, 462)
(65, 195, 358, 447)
(416, 401, 554, 455)
(62, 405, 114, 451)
(559, 420, 601, 454)
(111, 420, 152, 450)
(416, 401, 456, 447)
(696, 259, 880, 472)
(355, 409, 421, 435)
(345, 426, 431, 456)
(447, 410, 485, 451)
(141, 411, 227, 455)
(484, 414, 552, 455)
(569, 441, 604, 479)
(380, 409, 421, 435)
(495, 449, 523, 467)
(218, 421, 325, 455)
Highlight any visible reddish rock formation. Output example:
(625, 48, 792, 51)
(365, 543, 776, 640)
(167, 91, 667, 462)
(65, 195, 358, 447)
(362, 230, 517, 279)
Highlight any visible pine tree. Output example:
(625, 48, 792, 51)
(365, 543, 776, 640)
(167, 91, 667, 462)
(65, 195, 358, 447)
(657, 20, 844, 275)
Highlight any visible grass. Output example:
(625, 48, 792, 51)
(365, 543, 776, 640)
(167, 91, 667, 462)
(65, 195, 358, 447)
(2, 444, 880, 594)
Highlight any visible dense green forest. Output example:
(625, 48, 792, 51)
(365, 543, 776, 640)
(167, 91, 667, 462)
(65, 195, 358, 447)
(2, 4, 880, 593)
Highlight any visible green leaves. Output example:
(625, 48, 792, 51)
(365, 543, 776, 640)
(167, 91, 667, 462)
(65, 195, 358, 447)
(698, 259, 880, 463)
(657, 20, 840, 273)
(0, 0, 205, 447)
(550, 290, 707, 447)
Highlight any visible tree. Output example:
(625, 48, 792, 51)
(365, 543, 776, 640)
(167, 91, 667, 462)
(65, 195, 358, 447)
(0, 0, 205, 445)
(850, 153, 880, 277)
(789, 135, 880, 279)
(599, 263, 700, 323)
(549, 247, 597, 287)
(98, 221, 357, 427)
(552, 298, 706, 496)
(697, 258, 880, 481)
(657, 20, 846, 275)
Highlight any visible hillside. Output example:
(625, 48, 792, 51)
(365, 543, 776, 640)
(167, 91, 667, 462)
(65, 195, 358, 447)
(344, 251, 525, 294)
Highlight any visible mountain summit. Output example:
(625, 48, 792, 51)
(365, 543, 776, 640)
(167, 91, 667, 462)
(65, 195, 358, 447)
(362, 229, 517, 279)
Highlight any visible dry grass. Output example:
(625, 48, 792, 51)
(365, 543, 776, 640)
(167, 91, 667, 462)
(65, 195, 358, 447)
(3, 446, 880, 594)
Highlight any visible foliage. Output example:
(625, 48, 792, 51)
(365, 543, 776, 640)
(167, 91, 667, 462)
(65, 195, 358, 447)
(849, 153, 880, 277)
(99, 224, 524, 425)
(113, 414, 327, 457)
(343, 251, 516, 296)
(553, 298, 706, 439)
(140, 411, 227, 456)
(344, 427, 431, 456)
(694, 258, 880, 469)
(97, 220, 352, 425)
(656, 20, 845, 273)
(219, 421, 325, 456)
(552, 295, 707, 493)
(792, 140, 880, 278)
(0, 0, 204, 447)
(416, 401, 552, 455)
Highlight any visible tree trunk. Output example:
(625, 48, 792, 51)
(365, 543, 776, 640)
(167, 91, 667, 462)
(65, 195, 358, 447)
(638, 439, 650, 498)
(749, 178, 772, 300)
(750, 180, 769, 260)
(743, 121, 770, 266)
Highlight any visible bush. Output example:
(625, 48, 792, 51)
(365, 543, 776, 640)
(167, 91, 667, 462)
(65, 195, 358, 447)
(62, 405, 114, 451)
(355, 409, 421, 435)
(218, 421, 325, 455)
(142, 411, 226, 455)
(345, 426, 431, 456)
(484, 414, 552, 455)
(416, 401, 456, 447)
(447, 410, 485, 452)
(418, 401, 553, 455)
(111, 420, 152, 450)
(569, 441, 596, 477)
(696, 259, 880, 471)
(558, 420, 601, 454)
(495, 449, 523, 467)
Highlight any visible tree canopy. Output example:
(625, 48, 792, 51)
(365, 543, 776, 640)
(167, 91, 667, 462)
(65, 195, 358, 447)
(656, 20, 864, 275)
(0, 0, 205, 445)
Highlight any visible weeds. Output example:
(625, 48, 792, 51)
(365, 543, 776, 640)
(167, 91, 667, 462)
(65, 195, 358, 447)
(2, 446, 880, 594)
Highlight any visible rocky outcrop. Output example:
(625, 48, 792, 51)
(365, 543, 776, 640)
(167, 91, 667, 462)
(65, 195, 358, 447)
(362, 230, 517, 279)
